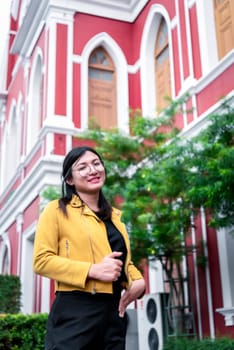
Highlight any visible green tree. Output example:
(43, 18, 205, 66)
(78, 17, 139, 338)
(42, 98, 233, 337)
(79, 100, 233, 259)
(77, 98, 233, 336)
(186, 102, 234, 228)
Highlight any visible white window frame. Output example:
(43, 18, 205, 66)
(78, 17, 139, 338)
(80, 32, 129, 133)
(0, 233, 11, 274)
(140, 4, 174, 119)
(21, 224, 36, 314)
(26, 49, 43, 154)
(216, 227, 234, 326)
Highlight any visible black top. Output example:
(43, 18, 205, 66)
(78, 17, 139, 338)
(95, 212, 128, 295)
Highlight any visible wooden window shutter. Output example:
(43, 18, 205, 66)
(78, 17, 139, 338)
(214, 0, 234, 59)
(154, 18, 171, 112)
(88, 47, 117, 130)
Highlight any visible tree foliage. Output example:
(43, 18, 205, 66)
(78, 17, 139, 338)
(0, 275, 21, 314)
(78, 99, 234, 265)
(41, 97, 233, 337)
(186, 103, 234, 228)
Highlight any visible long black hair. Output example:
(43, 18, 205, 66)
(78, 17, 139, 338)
(59, 146, 112, 219)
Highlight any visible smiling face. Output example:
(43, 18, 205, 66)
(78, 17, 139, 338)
(67, 150, 106, 195)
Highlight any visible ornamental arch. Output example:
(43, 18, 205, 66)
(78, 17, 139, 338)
(81, 33, 129, 132)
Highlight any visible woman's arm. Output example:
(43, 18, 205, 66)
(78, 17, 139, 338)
(118, 278, 146, 317)
(33, 201, 91, 288)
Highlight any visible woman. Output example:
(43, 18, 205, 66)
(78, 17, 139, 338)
(33, 146, 145, 350)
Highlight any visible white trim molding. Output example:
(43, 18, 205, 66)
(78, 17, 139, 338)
(216, 308, 234, 327)
(21, 223, 36, 313)
(216, 227, 234, 327)
(140, 4, 174, 118)
(0, 232, 11, 275)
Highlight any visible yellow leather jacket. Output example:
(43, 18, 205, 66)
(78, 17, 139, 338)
(33, 195, 143, 294)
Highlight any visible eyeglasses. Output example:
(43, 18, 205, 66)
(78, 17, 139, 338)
(72, 161, 104, 177)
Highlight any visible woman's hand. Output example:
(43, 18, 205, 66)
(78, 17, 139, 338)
(118, 279, 146, 317)
(88, 251, 123, 282)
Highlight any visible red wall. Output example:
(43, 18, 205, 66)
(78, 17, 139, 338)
(8, 222, 19, 275)
(178, 0, 190, 80)
(23, 197, 40, 231)
(197, 64, 234, 116)
(55, 24, 68, 116)
(189, 4, 202, 79)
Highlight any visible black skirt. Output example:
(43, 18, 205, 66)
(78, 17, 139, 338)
(45, 290, 127, 350)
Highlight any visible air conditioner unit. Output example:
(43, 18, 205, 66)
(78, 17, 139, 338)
(126, 308, 139, 350)
(137, 293, 164, 350)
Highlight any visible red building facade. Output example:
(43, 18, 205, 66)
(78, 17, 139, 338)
(0, 0, 233, 341)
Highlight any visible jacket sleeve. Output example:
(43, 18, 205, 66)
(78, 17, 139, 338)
(33, 201, 91, 289)
(127, 260, 144, 281)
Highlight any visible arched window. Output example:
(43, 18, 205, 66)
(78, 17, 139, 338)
(0, 235, 11, 275)
(16, 96, 23, 164)
(1, 97, 22, 189)
(213, 0, 234, 59)
(6, 103, 19, 184)
(154, 18, 171, 111)
(88, 47, 117, 129)
(2, 248, 10, 275)
(27, 54, 43, 153)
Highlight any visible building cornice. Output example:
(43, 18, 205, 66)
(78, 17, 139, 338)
(11, 0, 149, 56)
(65, 0, 149, 22)
(10, 0, 48, 56)
(0, 156, 62, 233)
